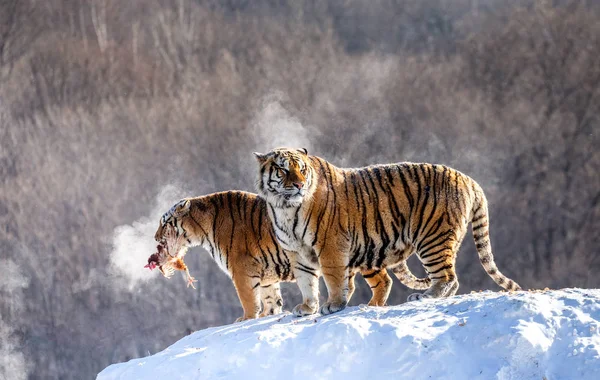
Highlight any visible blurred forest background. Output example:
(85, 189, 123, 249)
(0, 0, 599, 379)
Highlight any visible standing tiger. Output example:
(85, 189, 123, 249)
(150, 191, 425, 321)
(254, 147, 521, 316)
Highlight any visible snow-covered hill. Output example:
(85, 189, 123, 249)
(97, 288, 600, 380)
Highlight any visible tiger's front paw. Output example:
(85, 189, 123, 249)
(260, 306, 283, 317)
(292, 303, 318, 317)
(319, 300, 347, 315)
(367, 299, 385, 307)
(407, 293, 431, 302)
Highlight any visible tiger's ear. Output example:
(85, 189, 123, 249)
(298, 148, 308, 155)
(174, 199, 191, 217)
(254, 152, 268, 163)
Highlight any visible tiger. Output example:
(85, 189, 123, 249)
(254, 147, 521, 316)
(150, 190, 426, 322)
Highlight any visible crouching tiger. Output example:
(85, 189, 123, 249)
(254, 148, 521, 316)
(149, 191, 427, 322)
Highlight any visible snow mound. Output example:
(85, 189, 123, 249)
(97, 288, 600, 380)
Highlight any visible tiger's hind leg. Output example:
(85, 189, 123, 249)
(259, 283, 284, 317)
(362, 269, 392, 306)
(446, 280, 459, 297)
(347, 271, 357, 302)
(408, 244, 460, 302)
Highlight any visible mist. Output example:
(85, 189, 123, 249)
(109, 185, 190, 290)
(252, 94, 314, 154)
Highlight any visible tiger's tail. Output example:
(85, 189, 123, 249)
(472, 189, 521, 291)
(392, 260, 431, 290)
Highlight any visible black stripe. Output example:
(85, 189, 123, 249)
(251, 197, 260, 233)
(457, 176, 469, 217)
(472, 222, 488, 232)
(227, 192, 235, 258)
(367, 168, 390, 269)
(236, 192, 243, 220)
(419, 228, 453, 253)
(300, 201, 315, 240)
(208, 242, 216, 259)
(259, 164, 267, 188)
(294, 266, 318, 277)
(349, 171, 362, 253)
(427, 264, 452, 275)
(412, 165, 428, 242)
(292, 206, 300, 239)
(209, 197, 220, 253)
(358, 170, 374, 205)
(423, 257, 447, 267)
(277, 245, 291, 280)
(418, 165, 438, 244)
(365, 168, 381, 210)
(348, 173, 366, 268)
(358, 171, 374, 268)
(348, 246, 362, 269)
(382, 167, 403, 237)
(420, 245, 448, 260)
(397, 165, 414, 209)
(399, 213, 407, 244)
(296, 261, 316, 272)
(369, 281, 382, 289)
(342, 170, 352, 232)
(472, 202, 482, 217)
(410, 165, 423, 214)
(474, 231, 490, 241)
(268, 204, 281, 230)
(189, 212, 209, 239)
(472, 214, 486, 224)
(397, 165, 415, 243)
(257, 206, 265, 236)
(267, 247, 282, 278)
(311, 159, 331, 246)
(418, 217, 444, 250)
(362, 270, 379, 279)
(261, 249, 270, 269)
(326, 164, 338, 233)
(476, 241, 489, 250)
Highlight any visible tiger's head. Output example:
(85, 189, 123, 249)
(254, 147, 315, 207)
(148, 199, 193, 277)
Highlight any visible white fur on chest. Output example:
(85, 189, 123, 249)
(267, 204, 310, 252)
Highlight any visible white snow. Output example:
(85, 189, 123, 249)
(97, 288, 600, 380)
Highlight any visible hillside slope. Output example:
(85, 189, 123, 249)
(97, 289, 600, 380)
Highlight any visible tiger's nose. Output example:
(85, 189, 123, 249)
(292, 182, 304, 190)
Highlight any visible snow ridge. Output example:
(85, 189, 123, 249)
(97, 289, 600, 380)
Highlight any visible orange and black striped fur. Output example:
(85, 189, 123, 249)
(255, 148, 521, 315)
(153, 191, 416, 321)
